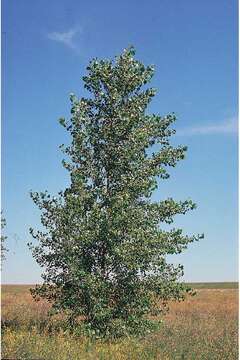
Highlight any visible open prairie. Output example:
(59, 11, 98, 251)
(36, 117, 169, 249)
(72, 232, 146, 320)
(1, 283, 238, 360)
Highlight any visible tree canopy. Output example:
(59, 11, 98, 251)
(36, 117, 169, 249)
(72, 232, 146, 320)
(29, 47, 203, 338)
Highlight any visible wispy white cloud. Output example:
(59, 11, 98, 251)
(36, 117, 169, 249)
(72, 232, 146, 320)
(47, 27, 81, 51)
(177, 117, 238, 136)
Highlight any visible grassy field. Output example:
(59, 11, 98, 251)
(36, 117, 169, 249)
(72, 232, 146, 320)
(1, 284, 238, 359)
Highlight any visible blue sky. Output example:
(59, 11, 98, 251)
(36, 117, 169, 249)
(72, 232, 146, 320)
(2, 0, 238, 283)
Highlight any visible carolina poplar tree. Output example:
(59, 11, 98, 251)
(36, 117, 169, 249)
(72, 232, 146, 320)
(29, 47, 203, 337)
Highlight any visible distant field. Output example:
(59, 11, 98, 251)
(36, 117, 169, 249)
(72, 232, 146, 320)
(1, 284, 32, 294)
(1, 284, 238, 359)
(187, 282, 238, 289)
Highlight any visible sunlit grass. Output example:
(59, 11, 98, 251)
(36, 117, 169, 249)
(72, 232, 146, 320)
(1, 285, 238, 359)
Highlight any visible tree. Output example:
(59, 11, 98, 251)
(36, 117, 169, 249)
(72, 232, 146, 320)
(29, 47, 203, 338)
(1, 212, 8, 264)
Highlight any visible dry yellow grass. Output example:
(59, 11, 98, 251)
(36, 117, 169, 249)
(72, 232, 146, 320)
(1, 285, 238, 359)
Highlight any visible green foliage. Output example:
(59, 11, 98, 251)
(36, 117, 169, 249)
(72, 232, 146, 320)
(29, 47, 203, 337)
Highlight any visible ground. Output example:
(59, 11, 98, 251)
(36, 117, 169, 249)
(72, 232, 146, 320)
(1, 283, 238, 360)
